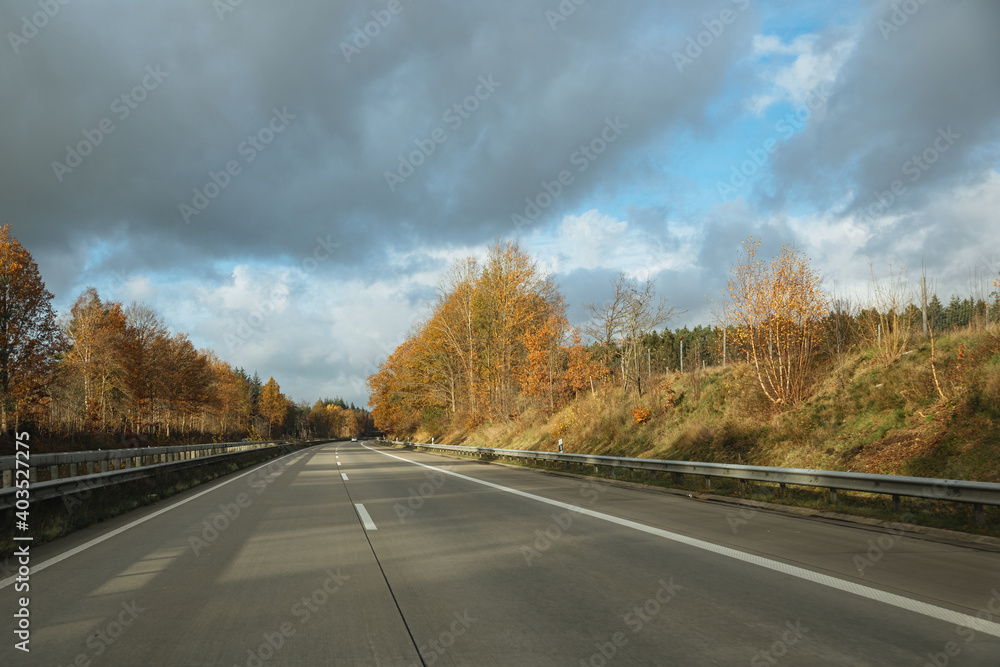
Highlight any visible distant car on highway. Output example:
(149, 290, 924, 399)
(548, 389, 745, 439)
(351, 437, 357, 441)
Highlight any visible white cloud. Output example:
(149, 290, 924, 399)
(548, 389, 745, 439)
(782, 169, 1000, 302)
(747, 32, 856, 115)
(523, 209, 699, 281)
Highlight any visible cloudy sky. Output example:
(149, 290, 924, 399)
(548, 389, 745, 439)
(3, 0, 998, 406)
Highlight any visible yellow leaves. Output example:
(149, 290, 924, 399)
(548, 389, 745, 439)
(631, 404, 652, 425)
(720, 237, 828, 406)
(260, 377, 287, 427)
(368, 239, 569, 431)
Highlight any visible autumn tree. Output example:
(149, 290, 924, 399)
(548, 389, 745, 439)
(368, 241, 578, 433)
(367, 338, 422, 435)
(563, 329, 608, 398)
(476, 240, 562, 419)
(122, 302, 170, 431)
(720, 238, 828, 406)
(260, 376, 287, 438)
(63, 288, 133, 431)
(206, 354, 246, 435)
(584, 272, 677, 395)
(0, 224, 64, 433)
(428, 258, 481, 419)
(521, 311, 568, 411)
(583, 272, 630, 372)
(863, 263, 913, 365)
(619, 276, 677, 396)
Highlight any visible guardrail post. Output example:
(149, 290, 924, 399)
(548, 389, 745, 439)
(892, 494, 901, 512)
(49, 465, 59, 481)
(778, 483, 787, 498)
(2, 470, 11, 487)
(829, 488, 838, 504)
(70, 463, 78, 478)
(703, 476, 711, 490)
(29, 467, 37, 483)
(975, 504, 985, 526)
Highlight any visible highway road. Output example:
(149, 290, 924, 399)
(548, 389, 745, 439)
(3, 440, 1000, 665)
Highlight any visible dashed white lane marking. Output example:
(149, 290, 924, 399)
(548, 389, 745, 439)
(354, 503, 377, 531)
(362, 443, 1000, 638)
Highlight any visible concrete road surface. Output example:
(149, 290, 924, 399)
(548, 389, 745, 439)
(2, 441, 999, 665)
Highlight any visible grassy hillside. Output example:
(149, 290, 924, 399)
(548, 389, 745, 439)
(420, 327, 1000, 485)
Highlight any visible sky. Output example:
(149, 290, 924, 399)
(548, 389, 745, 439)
(2, 0, 998, 407)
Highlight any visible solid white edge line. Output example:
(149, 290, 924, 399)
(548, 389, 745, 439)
(0, 448, 310, 590)
(341, 473, 349, 481)
(362, 443, 1000, 638)
(354, 503, 377, 530)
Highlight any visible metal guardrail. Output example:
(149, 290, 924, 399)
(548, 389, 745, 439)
(0, 440, 298, 489)
(0, 439, 335, 510)
(385, 440, 1000, 524)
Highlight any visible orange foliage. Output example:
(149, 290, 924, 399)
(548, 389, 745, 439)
(631, 405, 652, 425)
(367, 240, 569, 432)
(0, 224, 64, 432)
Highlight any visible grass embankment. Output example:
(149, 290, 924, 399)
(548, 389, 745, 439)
(417, 328, 1000, 535)
(0, 444, 312, 559)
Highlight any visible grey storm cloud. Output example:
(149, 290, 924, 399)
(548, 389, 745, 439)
(768, 0, 1000, 221)
(3, 0, 996, 405)
(1, 0, 754, 299)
